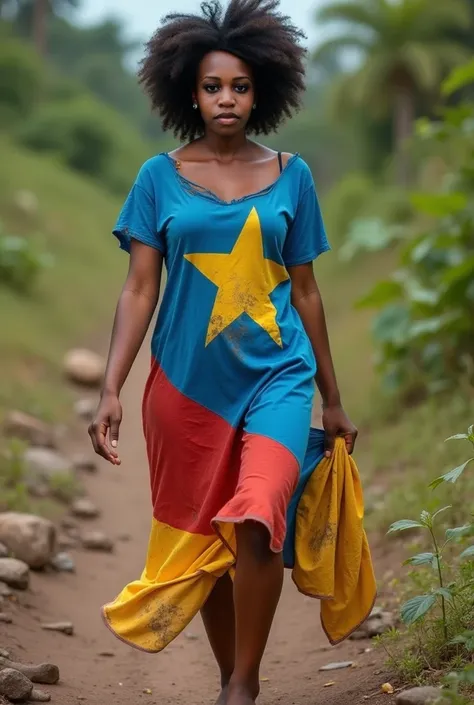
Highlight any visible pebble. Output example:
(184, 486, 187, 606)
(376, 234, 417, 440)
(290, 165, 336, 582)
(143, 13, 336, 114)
(0, 657, 59, 684)
(0, 651, 10, 660)
(0, 667, 34, 702)
(30, 688, 52, 702)
(0, 545, 7, 560)
(63, 348, 105, 387)
(396, 686, 447, 705)
(350, 606, 395, 640)
(73, 398, 97, 422)
(0, 513, 57, 569)
(0, 614, 12, 624)
(0, 558, 30, 590)
(319, 661, 354, 671)
(51, 552, 76, 573)
(82, 531, 114, 553)
(3, 410, 56, 448)
(71, 498, 101, 519)
(72, 453, 98, 473)
(57, 535, 79, 551)
(41, 621, 74, 636)
(0, 583, 12, 599)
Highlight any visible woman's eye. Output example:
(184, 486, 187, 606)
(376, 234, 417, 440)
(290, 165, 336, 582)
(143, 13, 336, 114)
(235, 85, 249, 93)
(204, 85, 219, 93)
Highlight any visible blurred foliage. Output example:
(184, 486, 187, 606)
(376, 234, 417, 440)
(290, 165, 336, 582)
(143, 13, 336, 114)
(0, 37, 43, 125)
(0, 220, 52, 294)
(344, 62, 474, 401)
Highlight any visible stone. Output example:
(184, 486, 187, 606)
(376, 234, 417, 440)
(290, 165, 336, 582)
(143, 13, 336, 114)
(0, 583, 12, 597)
(41, 621, 74, 636)
(73, 399, 97, 422)
(319, 661, 354, 671)
(30, 689, 51, 702)
(0, 513, 56, 570)
(0, 559, 29, 590)
(0, 545, 8, 560)
(350, 607, 395, 640)
(57, 535, 79, 551)
(63, 349, 105, 388)
(60, 516, 79, 531)
(82, 531, 114, 553)
(71, 498, 100, 519)
(0, 667, 34, 701)
(3, 411, 55, 448)
(71, 453, 97, 473)
(396, 687, 447, 705)
(0, 614, 12, 624)
(0, 652, 10, 660)
(0, 657, 59, 685)
(50, 552, 75, 573)
(23, 447, 74, 485)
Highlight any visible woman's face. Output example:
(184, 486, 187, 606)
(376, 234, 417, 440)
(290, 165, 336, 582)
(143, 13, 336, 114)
(195, 51, 255, 137)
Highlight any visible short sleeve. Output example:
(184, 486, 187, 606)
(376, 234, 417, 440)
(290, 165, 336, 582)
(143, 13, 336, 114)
(283, 179, 330, 268)
(112, 162, 166, 255)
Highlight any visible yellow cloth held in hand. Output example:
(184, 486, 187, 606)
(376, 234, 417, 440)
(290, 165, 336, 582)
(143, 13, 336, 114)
(292, 437, 377, 644)
(102, 436, 376, 652)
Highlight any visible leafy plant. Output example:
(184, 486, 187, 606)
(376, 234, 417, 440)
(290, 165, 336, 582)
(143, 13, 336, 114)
(384, 427, 474, 692)
(0, 221, 53, 294)
(0, 438, 30, 512)
(343, 61, 474, 399)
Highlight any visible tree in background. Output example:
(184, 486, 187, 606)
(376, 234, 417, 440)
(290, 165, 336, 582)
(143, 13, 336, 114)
(7, 0, 80, 54)
(313, 0, 472, 184)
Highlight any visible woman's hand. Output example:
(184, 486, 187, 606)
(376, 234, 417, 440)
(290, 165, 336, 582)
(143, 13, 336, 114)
(88, 391, 123, 465)
(322, 404, 358, 458)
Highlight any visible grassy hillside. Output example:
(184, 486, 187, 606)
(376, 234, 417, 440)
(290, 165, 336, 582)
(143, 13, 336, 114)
(0, 137, 128, 419)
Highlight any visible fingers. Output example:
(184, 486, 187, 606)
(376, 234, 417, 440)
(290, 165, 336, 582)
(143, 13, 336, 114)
(109, 413, 122, 450)
(88, 420, 120, 465)
(324, 431, 335, 459)
(345, 429, 358, 455)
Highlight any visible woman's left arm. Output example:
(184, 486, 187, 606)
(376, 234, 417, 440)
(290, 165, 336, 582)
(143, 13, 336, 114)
(288, 262, 358, 457)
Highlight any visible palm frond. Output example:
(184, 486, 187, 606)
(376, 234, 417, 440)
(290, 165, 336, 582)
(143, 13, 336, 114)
(316, 0, 386, 34)
(312, 35, 371, 64)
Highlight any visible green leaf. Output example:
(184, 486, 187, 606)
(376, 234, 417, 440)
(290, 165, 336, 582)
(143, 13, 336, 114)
(460, 545, 474, 561)
(430, 459, 474, 489)
(446, 524, 473, 541)
(445, 434, 469, 442)
(442, 58, 474, 97)
(401, 594, 437, 625)
(434, 587, 453, 602)
(388, 519, 424, 534)
(410, 192, 467, 217)
(404, 552, 435, 567)
(356, 280, 403, 309)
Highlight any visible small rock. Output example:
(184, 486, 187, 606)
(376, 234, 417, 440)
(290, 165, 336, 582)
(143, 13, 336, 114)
(0, 513, 56, 570)
(184, 632, 198, 641)
(41, 621, 74, 636)
(0, 583, 12, 598)
(0, 667, 34, 701)
(71, 498, 100, 519)
(0, 559, 30, 590)
(73, 399, 97, 422)
(63, 349, 105, 388)
(0, 614, 12, 624)
(60, 517, 79, 531)
(24, 447, 74, 487)
(57, 535, 79, 551)
(30, 688, 51, 702)
(71, 454, 97, 473)
(117, 533, 131, 543)
(0, 658, 58, 685)
(98, 651, 114, 658)
(319, 661, 354, 671)
(50, 552, 76, 573)
(0, 545, 8, 560)
(350, 607, 395, 640)
(3, 411, 55, 448)
(0, 652, 10, 660)
(82, 531, 114, 553)
(396, 686, 447, 705)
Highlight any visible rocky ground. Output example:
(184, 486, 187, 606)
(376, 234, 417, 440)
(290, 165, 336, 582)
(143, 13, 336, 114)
(0, 344, 446, 705)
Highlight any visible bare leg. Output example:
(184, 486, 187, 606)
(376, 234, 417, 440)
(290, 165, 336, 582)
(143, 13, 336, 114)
(201, 572, 235, 704)
(227, 521, 284, 705)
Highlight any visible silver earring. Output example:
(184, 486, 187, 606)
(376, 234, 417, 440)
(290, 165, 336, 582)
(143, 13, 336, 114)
(253, 103, 257, 110)
(193, 101, 198, 110)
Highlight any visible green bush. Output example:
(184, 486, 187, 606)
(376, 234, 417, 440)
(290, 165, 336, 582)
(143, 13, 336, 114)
(0, 39, 44, 126)
(0, 221, 53, 295)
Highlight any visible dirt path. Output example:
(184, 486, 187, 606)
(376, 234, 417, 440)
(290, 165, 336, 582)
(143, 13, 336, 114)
(2, 342, 394, 705)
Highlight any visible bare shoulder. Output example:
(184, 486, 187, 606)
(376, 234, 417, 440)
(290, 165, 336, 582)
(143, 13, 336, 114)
(168, 140, 203, 162)
(250, 142, 294, 166)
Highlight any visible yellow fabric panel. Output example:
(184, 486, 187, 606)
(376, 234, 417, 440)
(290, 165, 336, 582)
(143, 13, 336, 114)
(102, 519, 235, 652)
(292, 438, 377, 644)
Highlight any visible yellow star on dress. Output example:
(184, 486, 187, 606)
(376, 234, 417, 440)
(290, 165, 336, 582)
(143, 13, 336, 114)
(184, 207, 289, 347)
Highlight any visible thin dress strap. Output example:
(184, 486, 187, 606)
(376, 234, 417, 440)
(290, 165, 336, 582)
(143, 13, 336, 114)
(277, 151, 283, 174)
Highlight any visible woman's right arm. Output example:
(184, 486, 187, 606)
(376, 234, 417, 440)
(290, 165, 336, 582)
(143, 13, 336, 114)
(89, 239, 163, 464)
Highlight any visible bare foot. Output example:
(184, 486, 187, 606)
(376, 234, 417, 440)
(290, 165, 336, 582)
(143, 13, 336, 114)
(226, 683, 257, 705)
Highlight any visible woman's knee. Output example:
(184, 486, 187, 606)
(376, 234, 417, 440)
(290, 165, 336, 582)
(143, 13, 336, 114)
(235, 520, 274, 564)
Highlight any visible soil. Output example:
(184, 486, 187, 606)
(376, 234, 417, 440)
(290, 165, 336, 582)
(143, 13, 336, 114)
(2, 343, 398, 705)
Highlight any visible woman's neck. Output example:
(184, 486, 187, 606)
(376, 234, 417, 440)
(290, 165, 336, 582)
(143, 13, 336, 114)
(199, 131, 250, 161)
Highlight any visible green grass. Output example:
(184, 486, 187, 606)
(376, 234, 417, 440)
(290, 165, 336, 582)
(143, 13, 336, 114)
(0, 137, 127, 420)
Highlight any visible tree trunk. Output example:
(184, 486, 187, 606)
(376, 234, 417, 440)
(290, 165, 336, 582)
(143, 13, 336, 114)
(33, 0, 48, 56)
(393, 83, 414, 187)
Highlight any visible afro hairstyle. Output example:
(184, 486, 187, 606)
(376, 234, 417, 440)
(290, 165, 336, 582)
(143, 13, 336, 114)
(138, 0, 307, 142)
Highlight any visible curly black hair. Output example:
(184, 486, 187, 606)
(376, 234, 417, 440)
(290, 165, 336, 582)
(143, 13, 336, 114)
(138, 0, 307, 142)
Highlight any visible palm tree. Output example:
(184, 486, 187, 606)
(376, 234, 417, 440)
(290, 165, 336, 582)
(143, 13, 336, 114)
(313, 0, 472, 183)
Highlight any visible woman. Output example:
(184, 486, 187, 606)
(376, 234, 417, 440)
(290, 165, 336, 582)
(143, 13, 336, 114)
(89, 1, 358, 703)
